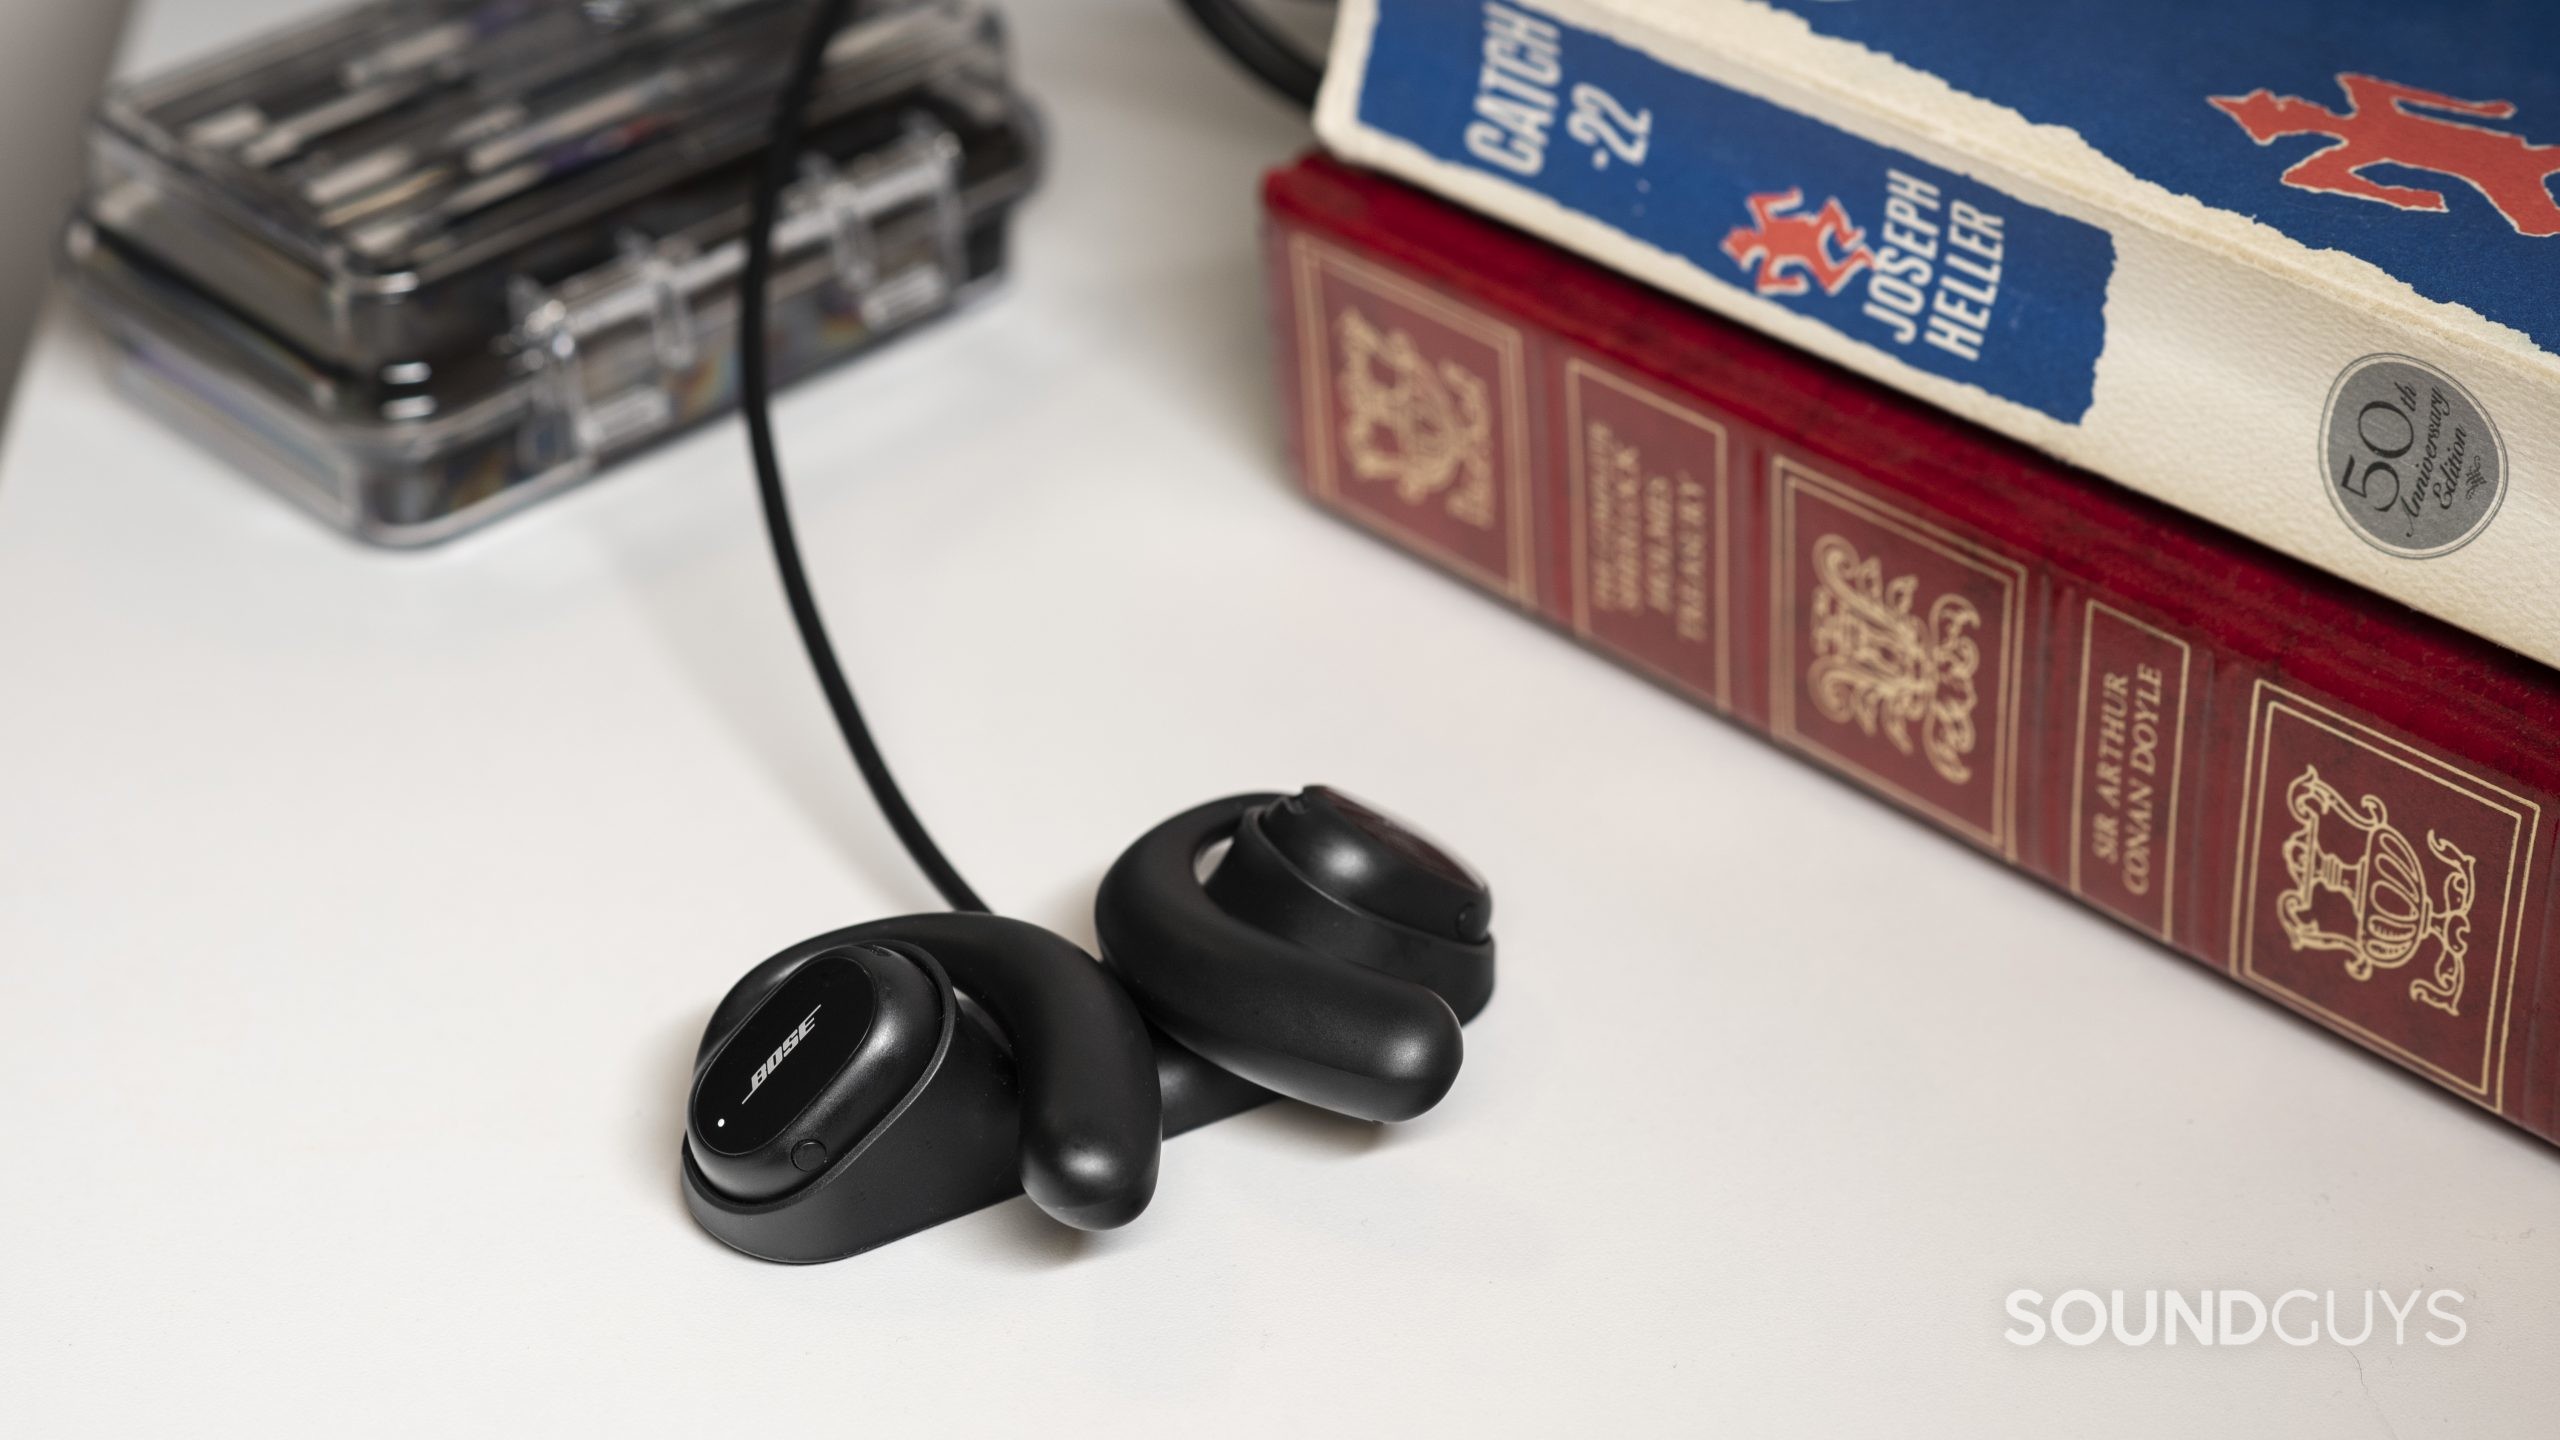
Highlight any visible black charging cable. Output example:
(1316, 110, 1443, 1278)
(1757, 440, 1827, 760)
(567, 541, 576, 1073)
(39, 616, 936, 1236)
(739, 0, 988, 913)
(1173, 0, 1326, 110)
(738, 0, 1324, 914)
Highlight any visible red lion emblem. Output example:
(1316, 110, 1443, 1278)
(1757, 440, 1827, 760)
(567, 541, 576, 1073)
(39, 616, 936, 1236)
(1720, 188, 1874, 297)
(2211, 74, 2560, 238)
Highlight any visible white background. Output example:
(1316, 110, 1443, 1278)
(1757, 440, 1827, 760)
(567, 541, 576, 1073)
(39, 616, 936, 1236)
(0, 1, 2553, 1434)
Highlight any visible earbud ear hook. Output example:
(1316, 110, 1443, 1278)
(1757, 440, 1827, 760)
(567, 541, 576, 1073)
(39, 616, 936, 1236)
(875, 914, 1161, 1230)
(1095, 792, 1495, 1123)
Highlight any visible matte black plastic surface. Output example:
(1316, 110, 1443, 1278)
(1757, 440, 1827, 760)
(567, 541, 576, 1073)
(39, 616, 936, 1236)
(681, 924, 1270, 1264)
(1258, 786, 1493, 943)
(686, 945, 940, 1201)
(1095, 792, 1497, 1122)
(683, 790, 1498, 1263)
(881, 914, 1161, 1230)
(684, 914, 1162, 1236)
(684, 941, 1019, 1264)
(1207, 797, 1498, 1022)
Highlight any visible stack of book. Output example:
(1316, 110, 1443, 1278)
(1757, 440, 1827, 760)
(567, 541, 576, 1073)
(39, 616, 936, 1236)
(1264, 0, 2560, 1144)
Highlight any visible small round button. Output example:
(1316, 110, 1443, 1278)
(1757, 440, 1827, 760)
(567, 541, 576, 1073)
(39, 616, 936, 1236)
(791, 1139, 830, 1173)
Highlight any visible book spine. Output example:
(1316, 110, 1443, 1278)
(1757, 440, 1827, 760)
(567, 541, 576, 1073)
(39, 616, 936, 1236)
(1312, 0, 2560, 672)
(1264, 154, 2560, 1145)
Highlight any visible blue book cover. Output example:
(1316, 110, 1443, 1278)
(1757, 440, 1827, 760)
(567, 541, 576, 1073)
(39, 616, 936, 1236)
(1317, 0, 2560, 667)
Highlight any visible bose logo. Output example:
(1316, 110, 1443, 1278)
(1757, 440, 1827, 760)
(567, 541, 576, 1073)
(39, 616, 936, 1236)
(745, 1006, 822, 1103)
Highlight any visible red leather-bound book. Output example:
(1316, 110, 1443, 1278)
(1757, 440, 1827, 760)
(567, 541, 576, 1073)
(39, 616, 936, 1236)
(1264, 153, 2560, 1145)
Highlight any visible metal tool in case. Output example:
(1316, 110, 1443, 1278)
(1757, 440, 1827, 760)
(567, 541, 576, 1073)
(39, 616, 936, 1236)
(65, 0, 1040, 544)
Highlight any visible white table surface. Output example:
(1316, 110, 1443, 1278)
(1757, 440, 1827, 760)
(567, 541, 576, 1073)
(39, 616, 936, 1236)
(3, 2, 2555, 1434)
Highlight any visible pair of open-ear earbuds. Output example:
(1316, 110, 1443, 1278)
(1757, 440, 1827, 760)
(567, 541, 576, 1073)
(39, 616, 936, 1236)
(681, 0, 1501, 1262)
(682, 789, 1496, 1261)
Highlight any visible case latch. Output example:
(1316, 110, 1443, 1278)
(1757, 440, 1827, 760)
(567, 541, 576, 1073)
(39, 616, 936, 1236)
(795, 116, 969, 331)
(512, 113, 971, 470)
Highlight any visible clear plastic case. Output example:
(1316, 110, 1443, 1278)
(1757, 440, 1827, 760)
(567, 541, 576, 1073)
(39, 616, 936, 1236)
(64, 0, 1039, 544)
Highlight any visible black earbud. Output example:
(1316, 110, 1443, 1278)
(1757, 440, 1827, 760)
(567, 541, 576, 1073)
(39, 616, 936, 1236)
(685, 941, 942, 1204)
(693, 0, 1506, 1271)
(681, 786, 1496, 1263)
(683, 914, 1164, 1260)
(1096, 789, 1494, 1122)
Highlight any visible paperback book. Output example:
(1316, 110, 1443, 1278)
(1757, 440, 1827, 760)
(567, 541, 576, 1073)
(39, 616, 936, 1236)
(1314, 0, 2560, 668)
